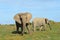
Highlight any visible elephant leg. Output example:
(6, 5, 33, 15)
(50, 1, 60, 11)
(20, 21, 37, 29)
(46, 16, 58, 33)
(26, 23, 31, 34)
(43, 25, 46, 31)
(33, 24, 36, 32)
(21, 26, 24, 35)
(32, 22, 34, 32)
(15, 21, 19, 32)
(40, 26, 43, 31)
(21, 23, 25, 35)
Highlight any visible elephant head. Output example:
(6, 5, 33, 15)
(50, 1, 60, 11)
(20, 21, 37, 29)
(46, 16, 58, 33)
(13, 12, 32, 35)
(14, 12, 32, 24)
(45, 18, 51, 30)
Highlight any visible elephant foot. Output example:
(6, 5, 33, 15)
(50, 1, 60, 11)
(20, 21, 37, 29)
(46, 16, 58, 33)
(33, 29, 36, 32)
(21, 33, 23, 36)
(16, 31, 19, 33)
(21, 32, 24, 36)
(29, 32, 32, 35)
(33, 30, 36, 32)
(41, 29, 45, 31)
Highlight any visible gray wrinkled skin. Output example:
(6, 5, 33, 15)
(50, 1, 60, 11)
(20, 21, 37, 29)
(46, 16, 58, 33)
(32, 18, 51, 32)
(13, 12, 32, 35)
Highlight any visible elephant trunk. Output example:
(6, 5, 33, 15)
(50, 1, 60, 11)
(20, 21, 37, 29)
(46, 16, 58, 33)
(22, 22, 26, 35)
(20, 17, 25, 36)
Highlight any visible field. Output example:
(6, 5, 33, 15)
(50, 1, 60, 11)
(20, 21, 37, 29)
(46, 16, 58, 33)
(0, 22, 60, 40)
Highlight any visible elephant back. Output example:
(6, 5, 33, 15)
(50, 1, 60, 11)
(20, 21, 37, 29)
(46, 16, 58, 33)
(33, 18, 46, 24)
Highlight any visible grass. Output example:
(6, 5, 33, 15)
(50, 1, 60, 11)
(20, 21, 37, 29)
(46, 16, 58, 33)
(0, 22, 60, 40)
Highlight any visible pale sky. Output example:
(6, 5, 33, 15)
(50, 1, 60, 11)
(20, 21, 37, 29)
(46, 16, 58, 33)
(0, 0, 60, 24)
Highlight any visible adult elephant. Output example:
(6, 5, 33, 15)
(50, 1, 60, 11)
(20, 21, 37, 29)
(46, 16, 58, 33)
(32, 18, 51, 32)
(13, 12, 32, 35)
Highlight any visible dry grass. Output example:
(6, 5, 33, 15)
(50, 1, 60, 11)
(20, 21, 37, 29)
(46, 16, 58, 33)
(0, 22, 60, 40)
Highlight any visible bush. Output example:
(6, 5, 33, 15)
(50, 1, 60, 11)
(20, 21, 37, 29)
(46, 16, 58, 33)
(9, 24, 15, 26)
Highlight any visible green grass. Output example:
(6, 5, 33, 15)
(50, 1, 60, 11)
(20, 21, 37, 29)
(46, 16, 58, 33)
(0, 22, 60, 40)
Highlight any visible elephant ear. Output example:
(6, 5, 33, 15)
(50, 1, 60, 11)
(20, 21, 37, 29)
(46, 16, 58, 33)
(45, 18, 48, 24)
(14, 14, 21, 24)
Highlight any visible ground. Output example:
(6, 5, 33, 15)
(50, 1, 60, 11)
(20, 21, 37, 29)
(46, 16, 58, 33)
(0, 22, 60, 40)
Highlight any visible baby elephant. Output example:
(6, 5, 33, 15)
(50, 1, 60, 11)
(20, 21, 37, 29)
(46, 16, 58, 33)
(32, 18, 51, 32)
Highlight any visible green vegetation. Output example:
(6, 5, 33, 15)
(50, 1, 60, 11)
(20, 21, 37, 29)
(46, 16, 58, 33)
(0, 22, 60, 40)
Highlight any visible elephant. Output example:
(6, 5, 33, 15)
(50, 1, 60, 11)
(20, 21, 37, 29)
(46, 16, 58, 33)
(32, 18, 51, 32)
(13, 12, 32, 35)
